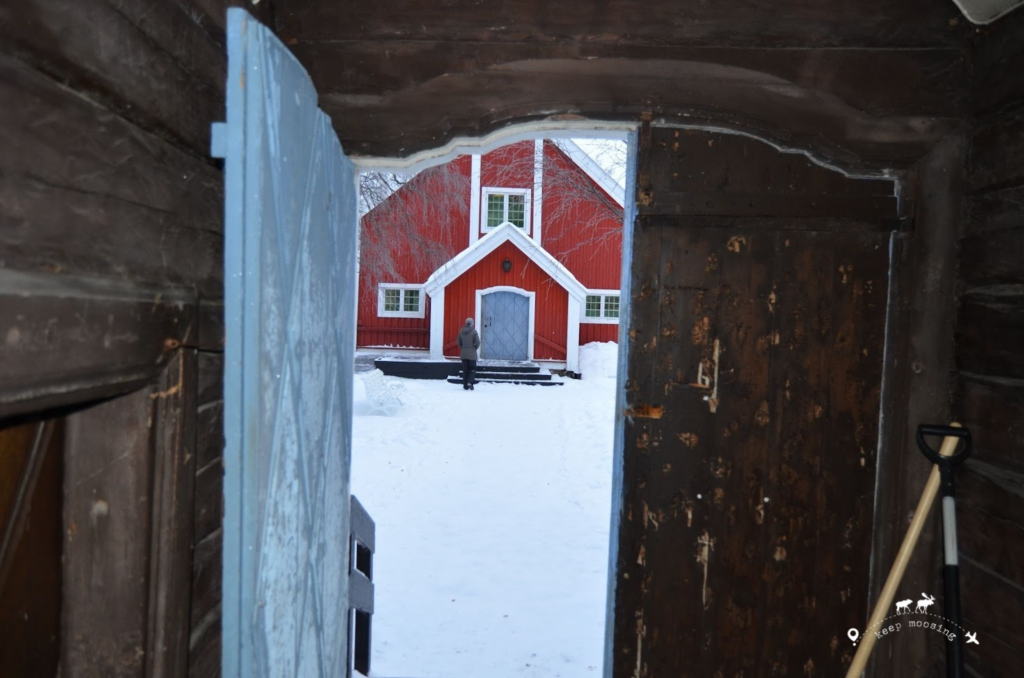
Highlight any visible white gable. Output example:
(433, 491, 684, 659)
(557, 140, 626, 207)
(423, 222, 587, 301)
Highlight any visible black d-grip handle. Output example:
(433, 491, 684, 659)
(916, 424, 972, 468)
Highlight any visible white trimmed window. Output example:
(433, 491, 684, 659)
(482, 187, 531, 233)
(377, 284, 425, 318)
(582, 291, 620, 324)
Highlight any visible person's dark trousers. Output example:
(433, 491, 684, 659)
(461, 358, 477, 389)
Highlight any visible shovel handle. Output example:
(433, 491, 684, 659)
(844, 423, 963, 678)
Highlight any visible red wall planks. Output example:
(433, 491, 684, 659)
(579, 323, 618, 345)
(541, 142, 624, 290)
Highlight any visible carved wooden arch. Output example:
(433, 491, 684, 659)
(324, 57, 960, 174)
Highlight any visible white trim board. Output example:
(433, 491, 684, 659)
(557, 139, 626, 207)
(533, 139, 544, 246)
(423, 222, 587, 301)
(469, 154, 481, 246)
(476, 286, 536, 362)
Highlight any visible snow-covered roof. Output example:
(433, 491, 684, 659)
(556, 140, 626, 208)
(423, 222, 587, 300)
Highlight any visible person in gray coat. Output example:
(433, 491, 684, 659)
(457, 317, 480, 390)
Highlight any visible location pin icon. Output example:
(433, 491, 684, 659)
(848, 628, 860, 646)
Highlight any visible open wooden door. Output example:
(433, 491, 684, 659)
(611, 126, 900, 676)
(215, 9, 358, 677)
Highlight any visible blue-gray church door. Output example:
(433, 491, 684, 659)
(216, 9, 358, 678)
(481, 291, 530, 361)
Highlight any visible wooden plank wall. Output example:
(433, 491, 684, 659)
(0, 1, 270, 675)
(189, 352, 226, 678)
(952, 9, 1024, 674)
(613, 126, 898, 677)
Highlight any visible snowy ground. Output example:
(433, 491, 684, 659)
(351, 343, 620, 678)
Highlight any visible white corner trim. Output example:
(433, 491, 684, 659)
(429, 286, 445, 359)
(533, 139, 544, 246)
(567, 295, 581, 373)
(581, 289, 622, 324)
(377, 283, 426, 319)
(469, 154, 481, 246)
(423, 222, 587, 301)
(480, 186, 532, 236)
(476, 286, 536, 362)
(558, 139, 625, 207)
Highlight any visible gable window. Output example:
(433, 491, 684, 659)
(582, 291, 620, 323)
(482, 187, 531, 233)
(378, 284, 425, 318)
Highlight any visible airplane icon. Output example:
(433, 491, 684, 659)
(965, 632, 979, 645)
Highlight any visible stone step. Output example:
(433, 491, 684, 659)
(446, 373, 563, 386)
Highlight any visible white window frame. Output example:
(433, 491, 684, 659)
(581, 290, 621, 324)
(481, 187, 532, 235)
(377, 283, 426, 319)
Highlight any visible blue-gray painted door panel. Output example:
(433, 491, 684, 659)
(220, 9, 357, 678)
(482, 291, 529, 360)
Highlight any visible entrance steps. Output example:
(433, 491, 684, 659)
(446, 361, 563, 386)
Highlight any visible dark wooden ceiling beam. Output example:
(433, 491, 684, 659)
(292, 42, 967, 119)
(321, 61, 959, 168)
(276, 0, 968, 48)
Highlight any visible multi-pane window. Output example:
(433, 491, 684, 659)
(583, 292, 620, 323)
(482, 189, 529, 230)
(378, 285, 425, 318)
(383, 288, 401, 312)
(604, 295, 620, 318)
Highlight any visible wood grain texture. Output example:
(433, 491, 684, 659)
(278, 0, 967, 48)
(612, 127, 892, 677)
(190, 529, 223, 627)
(0, 270, 197, 418)
(146, 351, 198, 678)
(291, 41, 967, 119)
(188, 603, 222, 678)
(953, 375, 1024, 473)
(956, 290, 1024, 379)
(195, 402, 225, 472)
(0, 55, 224, 296)
(197, 353, 225, 407)
(192, 459, 223, 545)
(0, 0, 226, 154)
(968, 105, 1024, 194)
(62, 388, 154, 678)
(952, 18, 1024, 674)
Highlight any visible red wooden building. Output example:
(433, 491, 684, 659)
(357, 140, 626, 374)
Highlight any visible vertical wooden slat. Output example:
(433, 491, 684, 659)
(147, 349, 198, 678)
(62, 388, 155, 678)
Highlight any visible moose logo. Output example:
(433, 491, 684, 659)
(915, 593, 936, 614)
(895, 593, 936, 615)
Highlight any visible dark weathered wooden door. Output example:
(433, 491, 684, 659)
(611, 127, 899, 676)
(217, 9, 358, 678)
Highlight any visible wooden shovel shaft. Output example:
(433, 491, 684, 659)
(844, 423, 962, 678)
